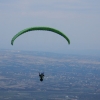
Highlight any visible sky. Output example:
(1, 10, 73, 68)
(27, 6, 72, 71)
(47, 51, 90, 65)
(0, 0, 100, 55)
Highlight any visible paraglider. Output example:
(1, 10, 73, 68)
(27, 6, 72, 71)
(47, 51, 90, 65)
(11, 26, 70, 82)
(11, 26, 70, 45)
(39, 72, 44, 82)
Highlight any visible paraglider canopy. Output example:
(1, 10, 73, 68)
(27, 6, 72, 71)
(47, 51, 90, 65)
(11, 26, 70, 45)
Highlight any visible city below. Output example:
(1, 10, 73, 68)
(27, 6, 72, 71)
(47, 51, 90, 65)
(0, 49, 100, 100)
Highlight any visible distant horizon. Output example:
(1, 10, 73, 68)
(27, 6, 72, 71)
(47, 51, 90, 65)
(0, 48, 99, 57)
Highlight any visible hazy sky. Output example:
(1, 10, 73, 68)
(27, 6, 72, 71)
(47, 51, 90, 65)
(0, 0, 100, 55)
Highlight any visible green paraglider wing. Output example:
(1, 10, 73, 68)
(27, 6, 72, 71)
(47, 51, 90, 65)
(11, 27, 70, 45)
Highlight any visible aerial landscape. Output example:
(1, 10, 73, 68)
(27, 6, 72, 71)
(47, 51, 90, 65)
(0, 49, 100, 100)
(0, 0, 100, 100)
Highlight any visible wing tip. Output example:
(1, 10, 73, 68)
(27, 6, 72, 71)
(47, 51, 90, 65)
(11, 41, 13, 45)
